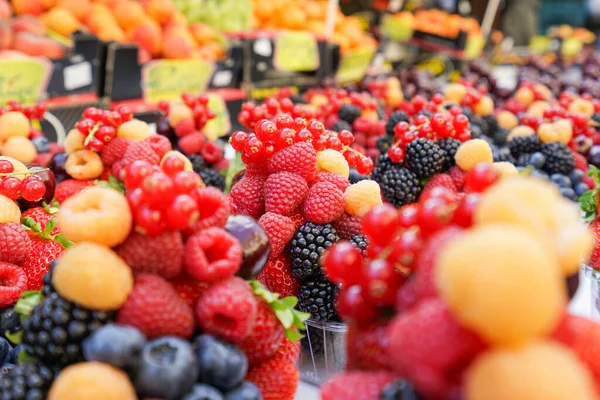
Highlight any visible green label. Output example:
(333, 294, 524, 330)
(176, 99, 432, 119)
(142, 59, 214, 104)
(273, 31, 320, 72)
(204, 93, 230, 139)
(0, 59, 51, 106)
(336, 48, 376, 84)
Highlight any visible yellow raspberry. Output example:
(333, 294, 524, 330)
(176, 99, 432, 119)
(117, 119, 152, 141)
(1, 136, 37, 163)
(54, 242, 134, 311)
(0, 111, 30, 140)
(316, 149, 350, 178)
(465, 341, 598, 400)
(506, 125, 535, 141)
(48, 362, 137, 400)
(343, 180, 382, 217)
(0, 194, 20, 223)
(454, 139, 493, 171)
(492, 162, 518, 179)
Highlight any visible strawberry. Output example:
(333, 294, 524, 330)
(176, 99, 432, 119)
(0, 223, 31, 264)
(239, 299, 285, 366)
(588, 218, 600, 270)
(257, 254, 299, 298)
(273, 334, 300, 364)
(258, 213, 295, 258)
(116, 273, 194, 339)
(264, 172, 309, 215)
(246, 356, 299, 400)
(321, 371, 397, 400)
(54, 179, 94, 203)
(346, 322, 391, 371)
(169, 277, 208, 309)
(116, 230, 184, 278)
(267, 142, 317, 181)
(21, 206, 59, 239)
(229, 176, 266, 219)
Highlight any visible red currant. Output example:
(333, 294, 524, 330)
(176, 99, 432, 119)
(307, 120, 325, 138)
(322, 242, 363, 286)
(166, 194, 199, 230)
(21, 176, 46, 201)
(295, 129, 312, 143)
(244, 136, 264, 156)
(398, 204, 419, 228)
(0, 160, 14, 174)
(126, 188, 146, 210)
(451, 192, 481, 228)
(276, 128, 296, 149)
(343, 149, 359, 168)
(360, 259, 404, 306)
(387, 229, 424, 270)
(143, 173, 175, 209)
(117, 105, 134, 122)
(229, 131, 248, 151)
(1, 177, 21, 200)
(162, 155, 185, 176)
(338, 130, 354, 146)
(124, 160, 154, 189)
(135, 205, 166, 236)
(387, 146, 405, 163)
(75, 118, 95, 135)
(326, 136, 343, 151)
(362, 204, 400, 246)
(356, 158, 373, 175)
(464, 163, 499, 193)
(417, 197, 454, 236)
(173, 171, 203, 194)
(96, 126, 116, 143)
(255, 120, 277, 142)
(86, 138, 105, 152)
(337, 285, 379, 323)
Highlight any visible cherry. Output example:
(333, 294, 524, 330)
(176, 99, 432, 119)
(362, 204, 400, 246)
(322, 242, 363, 286)
(360, 259, 404, 306)
(166, 194, 199, 230)
(337, 285, 379, 323)
(464, 163, 499, 193)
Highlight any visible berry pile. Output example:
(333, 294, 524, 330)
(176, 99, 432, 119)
(0, 159, 52, 203)
(73, 105, 133, 153)
(238, 96, 317, 130)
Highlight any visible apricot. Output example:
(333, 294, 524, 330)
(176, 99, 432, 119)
(127, 19, 162, 57)
(11, 0, 44, 16)
(113, 0, 145, 30)
(144, 0, 174, 24)
(45, 8, 80, 37)
(162, 28, 195, 59)
(96, 24, 125, 42)
(57, 0, 89, 21)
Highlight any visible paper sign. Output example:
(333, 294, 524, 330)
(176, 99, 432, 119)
(64, 62, 93, 91)
(203, 93, 230, 139)
(336, 47, 376, 84)
(491, 65, 519, 91)
(273, 32, 319, 72)
(142, 59, 214, 104)
(380, 14, 413, 42)
(0, 58, 52, 106)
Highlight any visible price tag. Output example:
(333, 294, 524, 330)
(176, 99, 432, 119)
(491, 65, 519, 91)
(142, 59, 214, 104)
(253, 39, 272, 57)
(63, 62, 93, 91)
(0, 58, 52, 106)
(380, 14, 413, 42)
(336, 48, 376, 84)
(273, 32, 319, 72)
(203, 93, 230, 140)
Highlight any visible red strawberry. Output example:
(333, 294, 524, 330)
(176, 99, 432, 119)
(303, 182, 345, 224)
(268, 142, 317, 181)
(54, 179, 94, 203)
(321, 372, 397, 400)
(257, 254, 299, 297)
(258, 213, 295, 258)
(0, 223, 31, 264)
(121, 141, 160, 167)
(448, 166, 467, 190)
(421, 174, 457, 200)
(588, 218, 600, 270)
(101, 138, 132, 167)
(346, 322, 391, 371)
(273, 334, 300, 364)
(116, 230, 184, 278)
(584, 175, 596, 190)
(117, 274, 194, 339)
(177, 133, 206, 155)
(264, 172, 308, 215)
(239, 299, 285, 366)
(246, 356, 299, 400)
(170, 277, 208, 309)
(333, 213, 362, 240)
(145, 134, 172, 159)
(21, 238, 65, 291)
(229, 176, 266, 219)
(196, 277, 257, 343)
(573, 151, 588, 171)
(310, 171, 350, 192)
(184, 227, 242, 282)
(0, 262, 28, 307)
(188, 187, 230, 234)
(21, 206, 60, 238)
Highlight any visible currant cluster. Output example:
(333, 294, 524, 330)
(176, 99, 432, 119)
(123, 155, 205, 235)
(74, 106, 134, 152)
(395, 94, 445, 119)
(0, 160, 47, 201)
(306, 88, 379, 128)
(237, 97, 316, 130)
(161, 93, 216, 133)
(0, 100, 47, 121)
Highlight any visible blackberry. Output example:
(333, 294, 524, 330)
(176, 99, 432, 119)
(508, 135, 541, 157)
(385, 111, 409, 137)
(331, 120, 352, 133)
(436, 138, 461, 170)
(188, 154, 208, 171)
(298, 277, 339, 321)
(42, 262, 57, 297)
(404, 138, 445, 179)
(376, 136, 392, 154)
(197, 168, 225, 191)
(493, 146, 516, 163)
(22, 292, 114, 367)
(350, 234, 368, 255)
(469, 121, 483, 139)
(290, 223, 339, 280)
(338, 104, 362, 124)
(540, 142, 575, 174)
(380, 380, 422, 400)
(379, 167, 422, 207)
(482, 115, 499, 138)
(493, 127, 510, 146)
(0, 363, 53, 400)
(371, 155, 397, 183)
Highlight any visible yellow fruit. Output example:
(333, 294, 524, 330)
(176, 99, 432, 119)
(537, 123, 560, 143)
(507, 125, 535, 141)
(65, 150, 104, 180)
(1, 136, 37, 163)
(117, 119, 152, 141)
(555, 224, 594, 276)
(316, 149, 350, 178)
(514, 87, 535, 106)
(444, 83, 467, 103)
(58, 187, 132, 247)
(167, 104, 193, 128)
(54, 243, 133, 310)
(568, 98, 594, 118)
(465, 341, 598, 400)
(492, 162, 519, 178)
(497, 111, 518, 130)
(454, 139, 493, 171)
(48, 362, 136, 400)
(161, 151, 193, 172)
(343, 180, 382, 217)
(0, 111, 30, 141)
(473, 96, 494, 117)
(64, 129, 86, 154)
(527, 101, 549, 118)
(552, 119, 573, 144)
(436, 224, 564, 346)
(534, 84, 552, 100)
(0, 156, 29, 180)
(0, 194, 20, 223)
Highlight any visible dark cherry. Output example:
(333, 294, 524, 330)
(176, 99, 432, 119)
(48, 152, 70, 184)
(226, 215, 270, 279)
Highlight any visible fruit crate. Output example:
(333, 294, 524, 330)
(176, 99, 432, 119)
(298, 319, 347, 386)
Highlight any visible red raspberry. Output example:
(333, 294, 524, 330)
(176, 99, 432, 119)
(121, 141, 160, 167)
(288, 211, 306, 231)
(333, 213, 362, 240)
(213, 158, 229, 171)
(116, 273, 194, 339)
(311, 171, 350, 192)
(196, 277, 258, 343)
(448, 166, 467, 190)
(188, 187, 230, 234)
(0, 223, 31, 264)
(116, 230, 183, 278)
(0, 262, 28, 307)
(572, 151, 588, 171)
(321, 372, 397, 400)
(112, 159, 126, 180)
(268, 142, 317, 180)
(421, 174, 457, 200)
(145, 135, 172, 159)
(264, 172, 308, 216)
(303, 182, 344, 224)
(245, 162, 268, 178)
(169, 277, 208, 309)
(101, 138, 132, 166)
(54, 179, 94, 203)
(229, 176, 266, 219)
(553, 314, 600, 383)
(246, 356, 299, 400)
(347, 322, 392, 371)
(21, 207, 59, 238)
(239, 299, 285, 366)
(184, 227, 242, 282)
(258, 213, 295, 258)
(177, 133, 206, 155)
(257, 254, 299, 297)
(200, 142, 223, 164)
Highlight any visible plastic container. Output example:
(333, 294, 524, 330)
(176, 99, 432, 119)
(584, 265, 600, 321)
(298, 319, 347, 386)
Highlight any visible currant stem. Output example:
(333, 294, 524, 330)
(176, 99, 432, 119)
(0, 168, 49, 177)
(83, 122, 102, 147)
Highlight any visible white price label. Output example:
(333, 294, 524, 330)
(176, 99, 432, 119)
(491, 65, 519, 91)
(212, 70, 233, 87)
(63, 62, 93, 91)
(253, 38, 272, 57)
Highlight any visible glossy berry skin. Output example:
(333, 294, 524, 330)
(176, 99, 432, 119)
(225, 215, 270, 280)
(451, 193, 481, 228)
(362, 204, 400, 246)
(417, 198, 454, 237)
(387, 229, 425, 271)
(464, 163, 499, 193)
(193, 334, 248, 392)
(337, 285, 378, 323)
(322, 242, 362, 286)
(82, 323, 147, 369)
(360, 259, 404, 306)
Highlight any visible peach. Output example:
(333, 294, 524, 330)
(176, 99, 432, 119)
(10, 15, 44, 35)
(189, 22, 218, 45)
(568, 98, 594, 118)
(45, 8, 79, 37)
(514, 87, 535, 106)
(127, 19, 162, 57)
(0, 0, 12, 19)
(113, 0, 145, 30)
(144, 0, 174, 24)
(0, 21, 12, 50)
(40, 37, 67, 59)
(11, 0, 44, 16)
(161, 27, 195, 59)
(57, 0, 89, 21)
(96, 24, 125, 42)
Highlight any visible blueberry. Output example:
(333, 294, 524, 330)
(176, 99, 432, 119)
(134, 337, 198, 400)
(0, 338, 12, 366)
(224, 381, 262, 400)
(183, 384, 224, 400)
(560, 187, 577, 201)
(194, 334, 248, 392)
(83, 324, 146, 370)
(529, 152, 546, 168)
(31, 137, 50, 154)
(0, 307, 20, 335)
(568, 169, 584, 184)
(575, 182, 590, 196)
(530, 169, 549, 180)
(550, 173, 572, 188)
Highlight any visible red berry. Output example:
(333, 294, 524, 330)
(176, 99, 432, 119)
(83, 107, 101, 120)
(135, 205, 166, 236)
(362, 204, 400, 246)
(322, 242, 363, 286)
(173, 171, 203, 194)
(200, 142, 224, 164)
(96, 126, 116, 143)
(142, 173, 175, 209)
(161, 155, 186, 176)
(418, 197, 454, 236)
(337, 285, 379, 323)
(0, 161, 14, 174)
(21, 177, 46, 201)
(357, 158, 374, 175)
(124, 160, 154, 189)
(387, 229, 424, 270)
(398, 204, 419, 228)
(230, 131, 248, 151)
(75, 118, 94, 135)
(339, 130, 354, 146)
(117, 105, 133, 122)
(387, 147, 405, 163)
(295, 129, 312, 143)
(361, 259, 404, 306)
(1, 177, 21, 200)
(327, 136, 343, 151)
(451, 192, 481, 228)
(464, 163, 499, 193)
(255, 120, 277, 142)
(166, 194, 199, 230)
(244, 136, 264, 157)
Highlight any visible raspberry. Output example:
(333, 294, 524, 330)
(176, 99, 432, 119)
(117, 119, 152, 141)
(316, 149, 350, 178)
(257, 254, 299, 297)
(196, 277, 257, 343)
(321, 372, 397, 400)
(54, 243, 134, 311)
(239, 299, 285, 366)
(229, 176, 266, 219)
(188, 187, 230, 233)
(311, 171, 350, 192)
(245, 162, 268, 177)
(169, 277, 208, 309)
(454, 139, 493, 171)
(121, 141, 160, 167)
(258, 212, 295, 258)
(54, 179, 94, 203)
(0, 195, 20, 223)
(0, 222, 31, 263)
(573, 151, 588, 171)
(0, 262, 27, 307)
(246, 356, 299, 400)
(200, 142, 223, 164)
(343, 180, 383, 217)
(388, 299, 486, 399)
(100, 138, 131, 167)
(346, 322, 391, 371)
(333, 213, 362, 240)
(287, 210, 306, 231)
(48, 362, 136, 400)
(264, 172, 309, 215)
(178, 132, 206, 155)
(65, 150, 103, 180)
(421, 174, 457, 199)
(117, 273, 194, 338)
(553, 314, 600, 383)
(145, 134, 172, 159)
(184, 227, 242, 282)
(304, 181, 345, 224)
(448, 165, 467, 190)
(116, 230, 184, 278)
(268, 142, 317, 180)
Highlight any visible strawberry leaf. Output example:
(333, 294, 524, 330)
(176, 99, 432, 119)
(285, 328, 303, 342)
(94, 176, 125, 194)
(17, 350, 36, 364)
(519, 165, 534, 176)
(55, 234, 74, 249)
(42, 202, 59, 214)
(20, 217, 41, 233)
(274, 309, 294, 328)
(5, 331, 21, 345)
(44, 218, 58, 236)
(580, 165, 600, 222)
